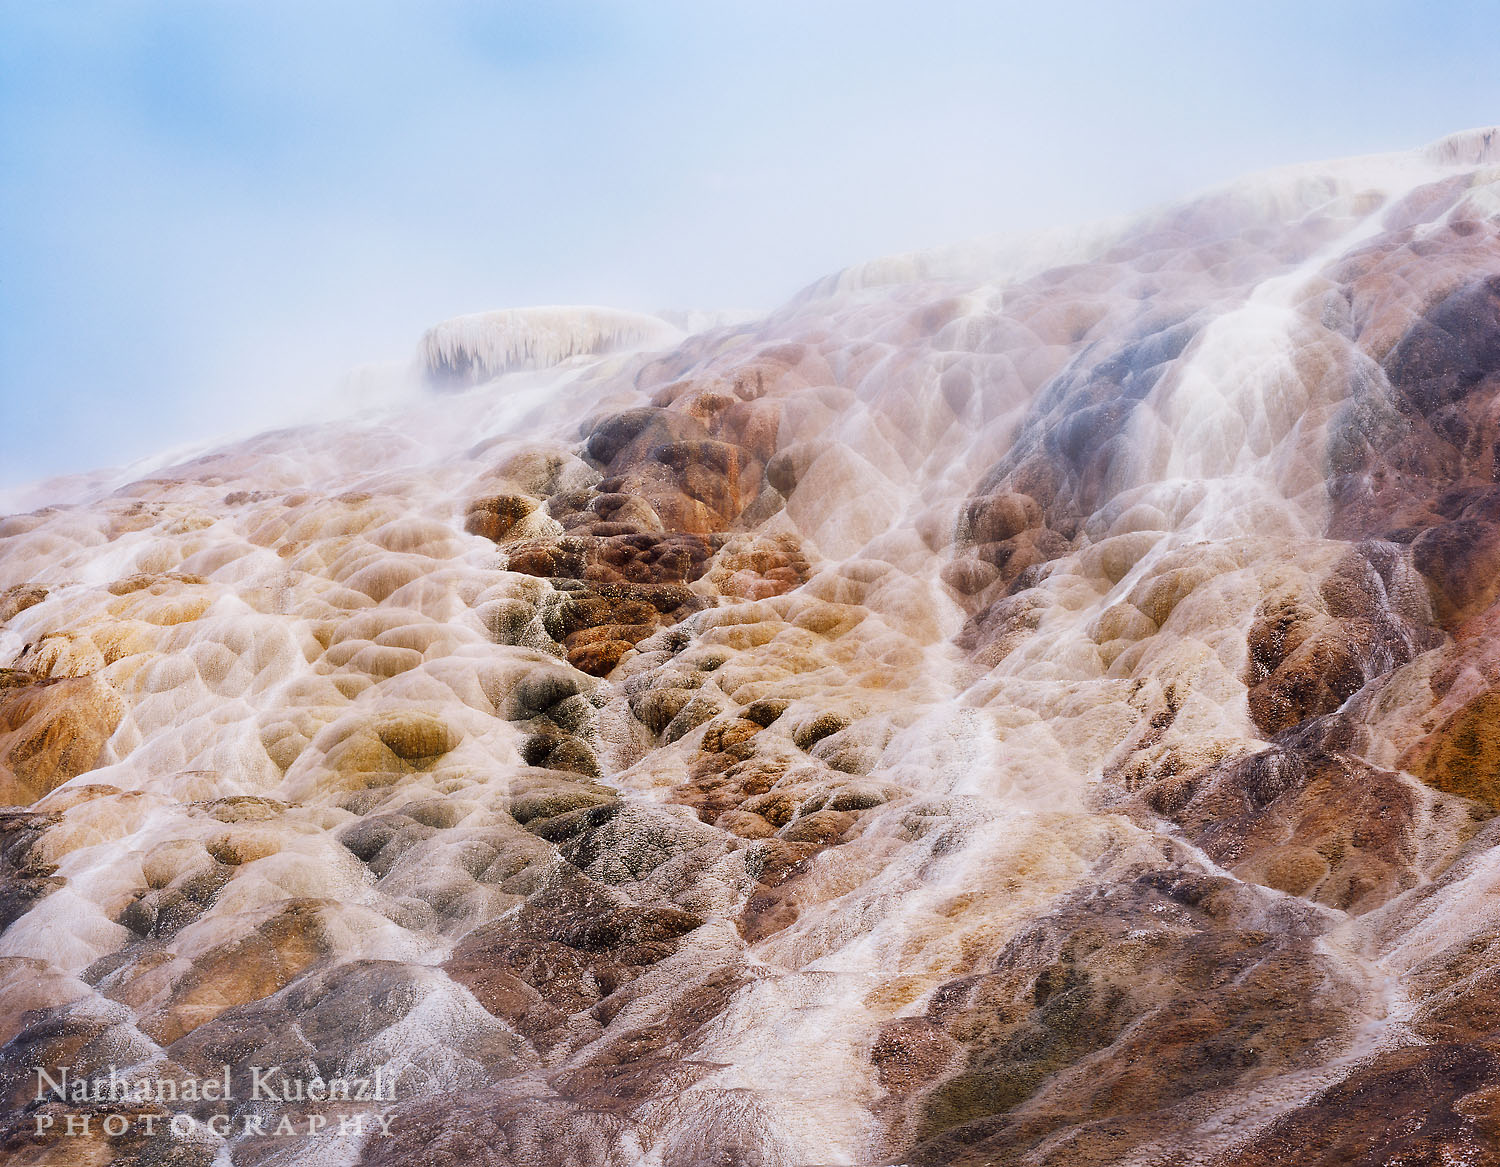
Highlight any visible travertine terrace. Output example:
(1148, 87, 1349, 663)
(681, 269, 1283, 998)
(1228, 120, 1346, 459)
(5, 129, 1500, 1165)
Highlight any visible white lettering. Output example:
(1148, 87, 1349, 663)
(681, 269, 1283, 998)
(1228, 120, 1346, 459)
(34, 1067, 67, 1101)
(251, 1066, 283, 1101)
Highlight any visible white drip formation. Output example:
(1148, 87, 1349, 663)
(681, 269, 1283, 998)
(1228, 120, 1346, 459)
(417, 306, 681, 387)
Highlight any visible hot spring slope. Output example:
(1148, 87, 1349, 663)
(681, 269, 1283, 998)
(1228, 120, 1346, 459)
(4, 129, 1500, 1165)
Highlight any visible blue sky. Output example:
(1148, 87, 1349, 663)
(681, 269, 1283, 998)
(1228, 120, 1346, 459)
(2, 1, 1497, 488)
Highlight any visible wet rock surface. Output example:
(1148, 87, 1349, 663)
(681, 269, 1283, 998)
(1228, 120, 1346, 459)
(5, 131, 1500, 1165)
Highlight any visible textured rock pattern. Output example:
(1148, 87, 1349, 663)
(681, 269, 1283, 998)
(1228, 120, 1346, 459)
(4, 129, 1500, 1165)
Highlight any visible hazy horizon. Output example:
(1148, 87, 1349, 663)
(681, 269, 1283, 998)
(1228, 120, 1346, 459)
(3, 1, 1499, 489)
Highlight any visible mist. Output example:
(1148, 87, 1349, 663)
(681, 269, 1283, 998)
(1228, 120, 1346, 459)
(3, 0, 1497, 487)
